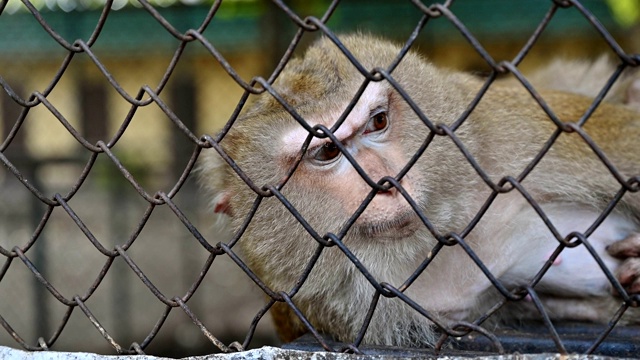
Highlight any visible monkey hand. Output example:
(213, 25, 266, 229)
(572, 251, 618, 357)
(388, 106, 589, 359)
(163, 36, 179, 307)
(607, 233, 640, 295)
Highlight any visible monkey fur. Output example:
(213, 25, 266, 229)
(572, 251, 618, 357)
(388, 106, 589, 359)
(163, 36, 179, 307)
(200, 34, 640, 346)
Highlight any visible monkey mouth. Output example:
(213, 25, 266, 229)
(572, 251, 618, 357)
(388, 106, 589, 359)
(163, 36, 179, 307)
(353, 212, 422, 239)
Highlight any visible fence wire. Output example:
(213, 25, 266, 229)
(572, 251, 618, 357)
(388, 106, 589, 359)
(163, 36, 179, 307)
(1, 0, 639, 357)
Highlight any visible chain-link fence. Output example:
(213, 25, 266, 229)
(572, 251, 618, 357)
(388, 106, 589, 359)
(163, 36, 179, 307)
(1, 0, 640, 358)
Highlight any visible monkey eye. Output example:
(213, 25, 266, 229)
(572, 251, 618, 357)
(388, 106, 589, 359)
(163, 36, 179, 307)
(312, 141, 342, 164)
(364, 111, 389, 134)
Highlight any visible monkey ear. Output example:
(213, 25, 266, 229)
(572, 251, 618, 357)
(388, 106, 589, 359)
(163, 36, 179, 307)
(213, 191, 233, 216)
(198, 148, 234, 217)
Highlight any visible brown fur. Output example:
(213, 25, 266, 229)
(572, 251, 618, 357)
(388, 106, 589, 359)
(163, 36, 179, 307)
(270, 301, 306, 342)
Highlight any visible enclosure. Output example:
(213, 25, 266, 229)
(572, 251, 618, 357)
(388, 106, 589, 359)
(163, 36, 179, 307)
(1, 0, 640, 358)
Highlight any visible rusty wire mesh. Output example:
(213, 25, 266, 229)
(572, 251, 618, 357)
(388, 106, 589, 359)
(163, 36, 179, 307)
(1, 0, 640, 357)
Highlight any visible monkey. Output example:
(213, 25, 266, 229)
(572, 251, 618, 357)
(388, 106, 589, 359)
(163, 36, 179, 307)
(199, 34, 640, 347)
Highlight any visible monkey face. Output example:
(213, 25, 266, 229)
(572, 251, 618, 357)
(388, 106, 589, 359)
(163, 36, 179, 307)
(276, 81, 424, 241)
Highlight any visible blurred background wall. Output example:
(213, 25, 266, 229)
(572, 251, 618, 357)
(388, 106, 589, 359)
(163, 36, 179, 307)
(0, 0, 637, 357)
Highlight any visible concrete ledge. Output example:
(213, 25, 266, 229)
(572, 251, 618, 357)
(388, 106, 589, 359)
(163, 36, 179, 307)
(1, 345, 639, 360)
